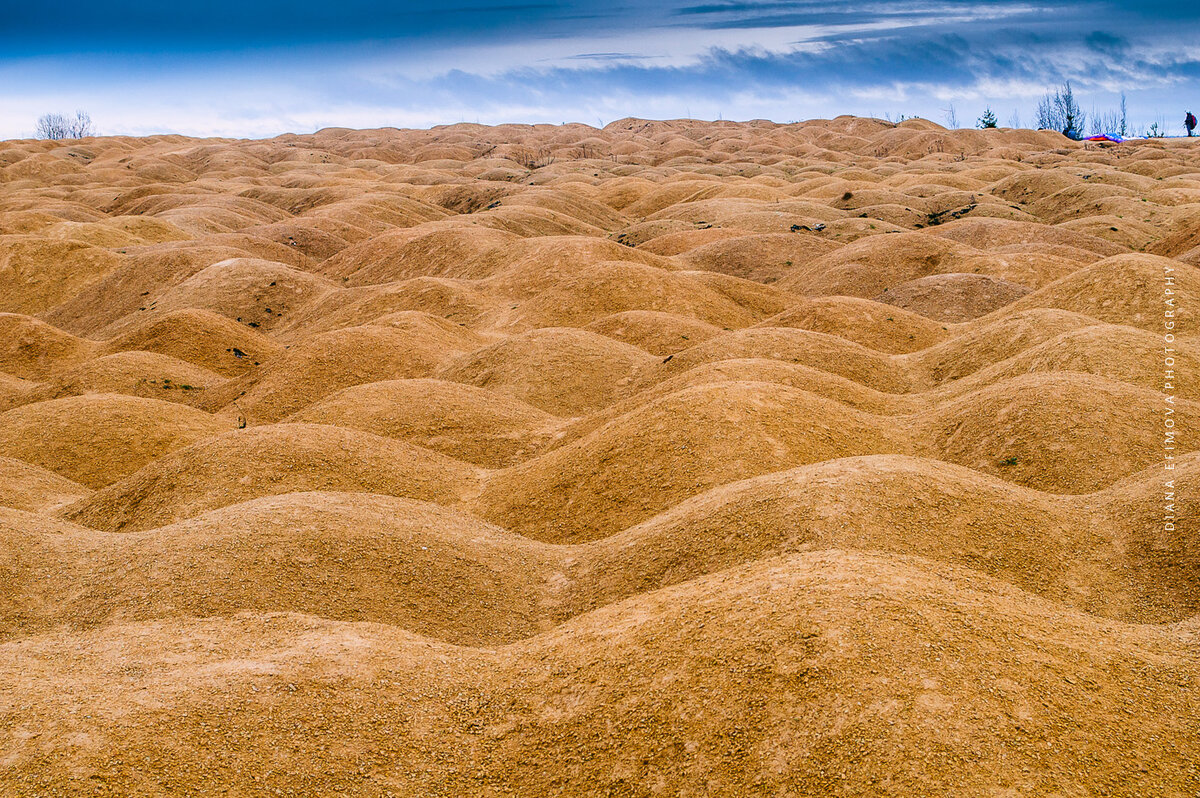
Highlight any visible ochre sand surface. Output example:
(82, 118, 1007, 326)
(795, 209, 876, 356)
(1, 117, 1198, 795)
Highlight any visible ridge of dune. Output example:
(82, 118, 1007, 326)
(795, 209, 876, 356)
(474, 372, 1195, 540)
(2, 551, 1196, 796)
(288, 378, 563, 466)
(0, 393, 231, 487)
(100, 307, 284, 375)
(0, 457, 91, 512)
(7, 454, 1196, 649)
(63, 423, 483, 532)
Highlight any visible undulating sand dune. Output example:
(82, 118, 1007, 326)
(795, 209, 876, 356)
(1, 118, 1197, 795)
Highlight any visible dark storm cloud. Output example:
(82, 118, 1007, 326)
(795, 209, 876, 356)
(1085, 31, 1129, 55)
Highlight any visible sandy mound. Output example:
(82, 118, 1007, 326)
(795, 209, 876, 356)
(1006, 253, 1198, 331)
(41, 216, 188, 248)
(508, 260, 754, 330)
(647, 327, 911, 393)
(0, 372, 49, 412)
(318, 225, 521, 285)
(454, 203, 607, 238)
(618, 180, 728, 216)
(0, 394, 230, 487)
(1099, 454, 1200, 617)
(1058, 214, 1160, 250)
(0, 236, 124, 314)
(1148, 212, 1200, 258)
(0, 457, 90, 512)
(963, 324, 1200, 401)
(499, 188, 631, 230)
(775, 231, 983, 297)
(876, 272, 1032, 321)
(37, 242, 270, 335)
(585, 310, 723, 355)
(290, 379, 562, 467)
(47, 351, 225, 405)
(472, 235, 675, 297)
(3, 551, 1194, 795)
(211, 323, 469, 423)
(0, 313, 96, 380)
(355, 309, 486, 348)
(580, 455, 1167, 622)
(915, 373, 1194, 493)
(633, 226, 751, 255)
(569, 359, 906, 439)
(988, 169, 1084, 204)
(475, 381, 901, 542)
(64, 423, 481, 532)
(929, 216, 1123, 256)
(241, 220, 351, 262)
(1175, 244, 1200, 268)
(1027, 183, 1141, 225)
(10, 494, 554, 644)
(906, 308, 1099, 388)
(285, 278, 501, 333)
(949, 249, 1086, 288)
(101, 308, 283, 375)
(757, 296, 946, 353)
(675, 232, 841, 283)
(146, 257, 336, 332)
(680, 269, 795, 318)
(437, 328, 655, 415)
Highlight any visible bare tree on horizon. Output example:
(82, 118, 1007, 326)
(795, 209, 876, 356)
(1035, 82, 1086, 139)
(942, 103, 959, 129)
(35, 111, 95, 140)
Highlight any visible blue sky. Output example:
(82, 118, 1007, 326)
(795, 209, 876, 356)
(1, 0, 1198, 138)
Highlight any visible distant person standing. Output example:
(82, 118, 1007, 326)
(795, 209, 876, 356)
(1187, 111, 1197, 137)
